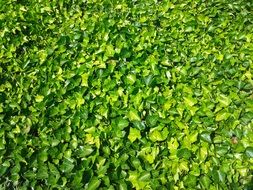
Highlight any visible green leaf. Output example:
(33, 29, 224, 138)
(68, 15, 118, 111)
(189, 131, 198, 143)
(215, 110, 230, 121)
(128, 109, 141, 121)
(128, 127, 141, 143)
(60, 158, 74, 173)
(48, 162, 59, 174)
(146, 115, 158, 127)
(245, 147, 253, 158)
(200, 176, 211, 189)
(71, 170, 83, 188)
(139, 171, 151, 181)
(200, 132, 212, 143)
(86, 177, 101, 190)
(77, 146, 94, 157)
(126, 74, 136, 85)
(37, 165, 48, 179)
(0, 103, 3, 113)
(212, 170, 226, 184)
(184, 96, 197, 107)
(168, 138, 179, 153)
(118, 181, 128, 190)
(117, 118, 129, 129)
(35, 95, 44, 102)
(38, 150, 48, 162)
(105, 44, 115, 57)
(184, 174, 197, 187)
(81, 73, 89, 87)
(177, 148, 192, 159)
(199, 146, 208, 161)
(149, 130, 163, 142)
(241, 112, 253, 125)
(217, 94, 231, 107)
(149, 127, 168, 142)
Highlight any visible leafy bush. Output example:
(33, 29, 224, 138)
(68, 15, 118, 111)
(0, 0, 253, 189)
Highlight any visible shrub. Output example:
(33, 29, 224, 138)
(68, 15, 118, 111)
(0, 0, 253, 189)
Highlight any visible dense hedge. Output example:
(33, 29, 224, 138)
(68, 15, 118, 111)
(0, 0, 253, 189)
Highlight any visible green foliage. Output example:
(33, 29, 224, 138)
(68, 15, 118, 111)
(0, 0, 253, 189)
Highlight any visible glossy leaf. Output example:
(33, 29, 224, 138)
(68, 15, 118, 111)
(0, 0, 252, 189)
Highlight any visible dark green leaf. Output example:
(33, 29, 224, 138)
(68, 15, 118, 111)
(177, 148, 192, 159)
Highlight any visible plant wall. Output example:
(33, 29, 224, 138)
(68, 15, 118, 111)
(0, 0, 253, 189)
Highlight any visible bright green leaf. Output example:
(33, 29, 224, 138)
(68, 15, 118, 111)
(215, 110, 231, 121)
(35, 95, 44, 102)
(128, 109, 141, 121)
(81, 73, 89, 87)
(128, 127, 141, 143)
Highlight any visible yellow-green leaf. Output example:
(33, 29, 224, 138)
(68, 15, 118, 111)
(128, 109, 141, 121)
(35, 95, 44, 102)
(128, 127, 141, 143)
(81, 73, 89, 87)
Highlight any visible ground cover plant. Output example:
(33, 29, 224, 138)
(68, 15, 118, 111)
(0, 0, 253, 189)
